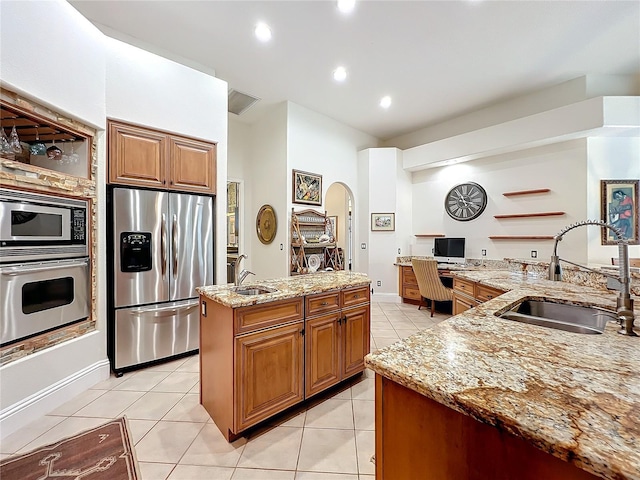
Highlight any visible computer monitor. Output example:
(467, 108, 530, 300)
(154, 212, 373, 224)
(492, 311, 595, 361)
(434, 237, 466, 264)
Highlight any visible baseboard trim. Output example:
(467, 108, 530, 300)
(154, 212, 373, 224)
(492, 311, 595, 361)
(0, 359, 110, 439)
(371, 293, 401, 303)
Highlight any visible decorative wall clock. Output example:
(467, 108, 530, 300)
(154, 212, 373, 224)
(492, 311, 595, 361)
(256, 204, 277, 244)
(445, 182, 487, 221)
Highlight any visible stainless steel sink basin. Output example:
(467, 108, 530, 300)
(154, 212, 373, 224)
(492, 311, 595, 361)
(497, 300, 613, 334)
(232, 285, 277, 296)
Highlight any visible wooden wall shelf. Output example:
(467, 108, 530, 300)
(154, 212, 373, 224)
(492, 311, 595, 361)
(494, 211, 565, 219)
(489, 235, 555, 240)
(502, 188, 550, 197)
(414, 234, 445, 237)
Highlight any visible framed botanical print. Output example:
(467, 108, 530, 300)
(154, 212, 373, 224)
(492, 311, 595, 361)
(601, 179, 639, 245)
(292, 170, 322, 206)
(371, 213, 395, 231)
(328, 215, 337, 241)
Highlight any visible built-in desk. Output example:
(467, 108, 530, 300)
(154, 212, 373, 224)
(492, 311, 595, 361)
(397, 263, 455, 309)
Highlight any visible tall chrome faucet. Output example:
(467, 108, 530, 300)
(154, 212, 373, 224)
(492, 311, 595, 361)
(234, 254, 255, 286)
(549, 219, 636, 336)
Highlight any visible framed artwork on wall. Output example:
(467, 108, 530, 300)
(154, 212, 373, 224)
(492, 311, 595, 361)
(601, 179, 639, 245)
(371, 213, 395, 231)
(292, 169, 322, 206)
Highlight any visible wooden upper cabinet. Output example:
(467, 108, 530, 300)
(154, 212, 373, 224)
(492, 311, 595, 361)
(108, 120, 217, 194)
(109, 121, 167, 188)
(169, 136, 216, 194)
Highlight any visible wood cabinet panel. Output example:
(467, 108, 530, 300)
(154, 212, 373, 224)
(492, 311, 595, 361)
(342, 305, 370, 378)
(476, 284, 506, 303)
(341, 286, 370, 308)
(306, 291, 340, 317)
(453, 277, 476, 296)
(453, 293, 478, 315)
(234, 298, 304, 335)
(376, 375, 599, 480)
(235, 322, 304, 432)
(402, 286, 421, 301)
(108, 121, 166, 187)
(169, 136, 216, 194)
(305, 312, 341, 397)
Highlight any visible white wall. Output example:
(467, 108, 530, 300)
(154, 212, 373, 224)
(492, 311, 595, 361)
(105, 37, 229, 284)
(0, 0, 109, 438)
(586, 137, 640, 264)
(244, 103, 289, 281)
(411, 140, 589, 263)
(287, 102, 378, 274)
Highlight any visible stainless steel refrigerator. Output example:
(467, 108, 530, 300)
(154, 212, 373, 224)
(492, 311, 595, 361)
(108, 187, 213, 374)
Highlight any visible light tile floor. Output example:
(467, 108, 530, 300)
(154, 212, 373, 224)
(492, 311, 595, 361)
(0, 301, 449, 479)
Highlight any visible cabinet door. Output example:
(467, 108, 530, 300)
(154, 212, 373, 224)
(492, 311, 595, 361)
(453, 293, 477, 315)
(305, 312, 341, 398)
(169, 136, 216, 194)
(108, 121, 167, 188)
(235, 322, 304, 432)
(342, 305, 370, 378)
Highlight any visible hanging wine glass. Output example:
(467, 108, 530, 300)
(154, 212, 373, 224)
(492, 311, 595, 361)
(9, 125, 22, 154)
(29, 126, 47, 156)
(69, 140, 79, 163)
(0, 128, 12, 155)
(46, 138, 63, 162)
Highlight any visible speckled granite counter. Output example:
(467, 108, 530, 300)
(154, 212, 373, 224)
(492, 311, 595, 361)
(196, 271, 371, 308)
(366, 271, 640, 480)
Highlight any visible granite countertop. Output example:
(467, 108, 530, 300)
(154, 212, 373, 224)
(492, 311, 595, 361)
(196, 271, 371, 308)
(366, 271, 640, 480)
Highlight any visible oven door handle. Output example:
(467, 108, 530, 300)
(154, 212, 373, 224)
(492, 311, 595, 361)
(0, 258, 89, 276)
(129, 300, 199, 315)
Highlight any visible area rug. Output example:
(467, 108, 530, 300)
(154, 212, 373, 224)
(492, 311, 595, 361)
(0, 417, 139, 480)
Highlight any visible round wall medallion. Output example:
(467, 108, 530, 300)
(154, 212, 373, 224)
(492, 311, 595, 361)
(256, 204, 277, 244)
(444, 182, 487, 221)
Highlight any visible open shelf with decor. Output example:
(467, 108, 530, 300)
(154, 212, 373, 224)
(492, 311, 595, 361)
(290, 208, 343, 275)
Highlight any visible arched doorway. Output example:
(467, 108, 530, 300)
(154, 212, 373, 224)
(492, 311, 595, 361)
(325, 182, 355, 271)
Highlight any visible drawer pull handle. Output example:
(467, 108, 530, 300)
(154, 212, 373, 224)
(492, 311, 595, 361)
(353, 294, 360, 299)
(487, 295, 493, 299)
(320, 301, 329, 306)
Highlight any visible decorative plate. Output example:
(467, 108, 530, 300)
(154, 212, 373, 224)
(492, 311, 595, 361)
(444, 182, 487, 221)
(307, 254, 321, 272)
(256, 204, 277, 244)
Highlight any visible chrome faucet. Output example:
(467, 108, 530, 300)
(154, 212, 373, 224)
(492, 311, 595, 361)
(549, 219, 636, 336)
(234, 254, 255, 286)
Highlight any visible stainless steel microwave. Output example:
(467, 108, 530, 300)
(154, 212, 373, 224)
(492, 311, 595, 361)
(0, 188, 88, 262)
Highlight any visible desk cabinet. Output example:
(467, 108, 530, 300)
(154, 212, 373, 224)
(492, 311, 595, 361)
(399, 266, 421, 303)
(452, 278, 506, 315)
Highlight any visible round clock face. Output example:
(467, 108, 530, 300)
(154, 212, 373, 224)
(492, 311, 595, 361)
(445, 182, 487, 221)
(256, 205, 277, 244)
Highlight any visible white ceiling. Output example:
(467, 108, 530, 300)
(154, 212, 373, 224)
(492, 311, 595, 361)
(69, 0, 640, 141)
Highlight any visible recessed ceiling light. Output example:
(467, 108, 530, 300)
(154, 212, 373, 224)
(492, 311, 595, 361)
(380, 96, 392, 109)
(337, 0, 356, 14)
(333, 66, 347, 82)
(254, 22, 272, 42)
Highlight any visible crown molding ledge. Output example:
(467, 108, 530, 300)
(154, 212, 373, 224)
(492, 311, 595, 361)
(402, 96, 640, 172)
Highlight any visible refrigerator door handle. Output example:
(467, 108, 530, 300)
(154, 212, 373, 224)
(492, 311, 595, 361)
(161, 213, 167, 277)
(172, 213, 178, 275)
(129, 300, 199, 315)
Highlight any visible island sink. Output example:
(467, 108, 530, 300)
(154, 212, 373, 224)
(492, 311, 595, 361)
(498, 300, 611, 334)
(232, 285, 277, 296)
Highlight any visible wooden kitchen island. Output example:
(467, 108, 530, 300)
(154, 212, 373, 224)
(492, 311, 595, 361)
(367, 270, 640, 480)
(196, 271, 371, 441)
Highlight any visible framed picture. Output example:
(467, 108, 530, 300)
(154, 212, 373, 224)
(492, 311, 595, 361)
(601, 179, 639, 245)
(371, 213, 395, 231)
(328, 215, 338, 241)
(292, 169, 322, 206)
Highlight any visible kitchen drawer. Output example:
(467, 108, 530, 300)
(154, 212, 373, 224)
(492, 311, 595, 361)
(235, 298, 304, 335)
(403, 286, 422, 301)
(453, 293, 478, 315)
(341, 286, 370, 308)
(402, 267, 418, 286)
(476, 284, 506, 303)
(453, 277, 475, 296)
(306, 291, 341, 317)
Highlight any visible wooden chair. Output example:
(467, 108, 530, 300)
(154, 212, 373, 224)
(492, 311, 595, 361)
(411, 258, 453, 317)
(611, 257, 640, 268)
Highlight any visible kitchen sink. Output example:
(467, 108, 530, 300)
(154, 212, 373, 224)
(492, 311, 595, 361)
(232, 285, 277, 296)
(497, 300, 614, 334)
